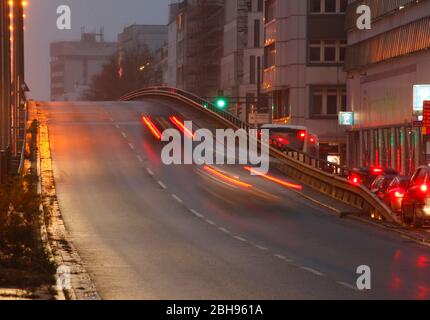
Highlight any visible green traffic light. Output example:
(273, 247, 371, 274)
(215, 98, 227, 109)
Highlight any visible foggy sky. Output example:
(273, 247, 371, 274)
(25, 0, 171, 100)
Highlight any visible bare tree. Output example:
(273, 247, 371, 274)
(82, 46, 161, 101)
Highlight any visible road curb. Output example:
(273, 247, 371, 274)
(37, 114, 100, 300)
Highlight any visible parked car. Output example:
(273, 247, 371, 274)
(370, 171, 400, 199)
(402, 166, 430, 227)
(382, 176, 410, 214)
(348, 167, 397, 189)
(348, 167, 373, 188)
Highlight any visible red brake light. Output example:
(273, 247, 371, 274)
(309, 136, 316, 144)
(421, 184, 428, 193)
(298, 131, 306, 139)
(350, 175, 361, 186)
(394, 191, 404, 198)
(371, 167, 383, 175)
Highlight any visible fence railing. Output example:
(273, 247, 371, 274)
(119, 87, 398, 224)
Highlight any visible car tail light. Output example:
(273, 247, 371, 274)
(309, 136, 316, 144)
(142, 116, 162, 140)
(421, 184, 428, 193)
(298, 131, 306, 139)
(350, 175, 361, 186)
(394, 191, 404, 198)
(371, 167, 383, 175)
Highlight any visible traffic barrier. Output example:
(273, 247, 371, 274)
(119, 87, 399, 224)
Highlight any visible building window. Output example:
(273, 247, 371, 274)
(257, 0, 264, 12)
(310, 87, 346, 118)
(308, 40, 346, 64)
(265, 0, 275, 23)
(250, 55, 256, 84)
(309, 0, 347, 14)
(178, 13, 184, 32)
(264, 43, 276, 69)
(273, 89, 290, 120)
(254, 19, 261, 48)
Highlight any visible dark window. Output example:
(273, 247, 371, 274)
(264, 43, 276, 68)
(265, 0, 275, 23)
(341, 93, 347, 112)
(325, 0, 336, 12)
(339, 0, 348, 12)
(324, 47, 336, 62)
(310, 0, 321, 13)
(327, 95, 338, 115)
(309, 47, 321, 62)
(312, 94, 323, 115)
(254, 20, 261, 48)
(257, 0, 263, 12)
(250, 55, 256, 84)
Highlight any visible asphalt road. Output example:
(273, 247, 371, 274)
(38, 100, 430, 300)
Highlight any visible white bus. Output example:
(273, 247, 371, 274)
(260, 124, 319, 158)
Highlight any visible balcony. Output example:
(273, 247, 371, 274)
(263, 66, 276, 91)
(264, 19, 276, 47)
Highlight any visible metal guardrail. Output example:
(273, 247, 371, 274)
(119, 87, 398, 223)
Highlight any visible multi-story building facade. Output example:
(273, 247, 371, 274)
(345, 0, 430, 175)
(220, 0, 264, 122)
(167, 0, 225, 98)
(118, 24, 168, 55)
(50, 32, 116, 101)
(263, 0, 348, 163)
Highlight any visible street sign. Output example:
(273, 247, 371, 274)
(422, 101, 430, 135)
(413, 85, 430, 113)
(413, 121, 423, 128)
(339, 112, 354, 126)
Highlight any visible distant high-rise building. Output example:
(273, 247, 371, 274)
(50, 31, 116, 101)
(118, 24, 168, 55)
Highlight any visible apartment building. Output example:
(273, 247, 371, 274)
(118, 24, 168, 55)
(50, 31, 116, 101)
(263, 0, 348, 163)
(220, 0, 264, 122)
(345, 0, 430, 175)
(167, 0, 225, 98)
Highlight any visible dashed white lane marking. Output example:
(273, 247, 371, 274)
(254, 244, 269, 251)
(206, 219, 216, 226)
(301, 267, 325, 277)
(128, 143, 135, 150)
(110, 117, 114, 122)
(234, 236, 247, 242)
(218, 227, 230, 234)
(158, 181, 167, 189)
(121, 132, 127, 139)
(115, 124, 120, 129)
(190, 209, 204, 219)
(274, 254, 293, 263)
(146, 168, 154, 176)
(136, 155, 143, 162)
(337, 281, 358, 291)
(172, 194, 184, 204)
